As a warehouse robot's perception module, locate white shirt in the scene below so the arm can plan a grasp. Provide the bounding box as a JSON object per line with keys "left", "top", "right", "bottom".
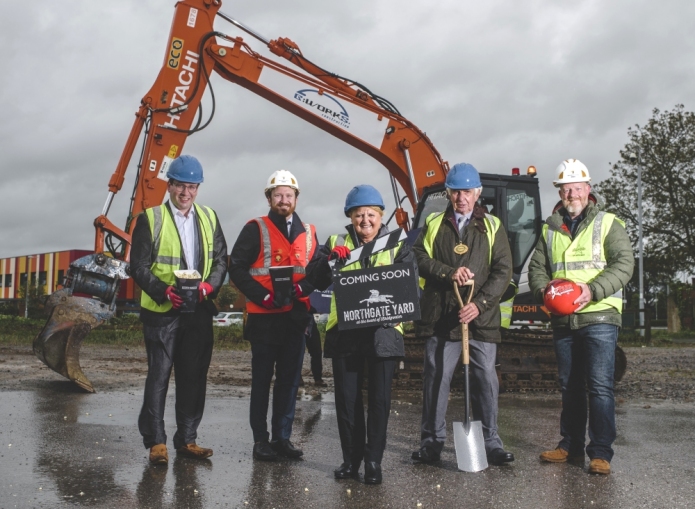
{"left": 286, "top": 220, "right": 292, "bottom": 237}
{"left": 168, "top": 201, "right": 198, "bottom": 270}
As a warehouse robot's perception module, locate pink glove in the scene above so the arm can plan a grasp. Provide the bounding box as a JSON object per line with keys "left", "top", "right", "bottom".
{"left": 165, "top": 286, "right": 183, "bottom": 310}
{"left": 199, "top": 282, "right": 214, "bottom": 302}
{"left": 291, "top": 283, "right": 303, "bottom": 298}
{"left": 329, "top": 245, "right": 351, "bottom": 262}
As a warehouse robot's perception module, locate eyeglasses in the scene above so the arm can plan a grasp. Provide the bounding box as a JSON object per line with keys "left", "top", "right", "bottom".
{"left": 172, "top": 182, "right": 199, "bottom": 193}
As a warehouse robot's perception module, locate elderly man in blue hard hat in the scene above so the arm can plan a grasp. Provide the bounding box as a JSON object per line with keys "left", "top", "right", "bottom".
{"left": 131, "top": 155, "right": 228, "bottom": 465}
{"left": 411, "top": 163, "right": 515, "bottom": 467}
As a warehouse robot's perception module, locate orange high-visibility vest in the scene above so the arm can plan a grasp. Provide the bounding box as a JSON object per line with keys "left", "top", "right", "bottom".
{"left": 246, "top": 216, "right": 316, "bottom": 314}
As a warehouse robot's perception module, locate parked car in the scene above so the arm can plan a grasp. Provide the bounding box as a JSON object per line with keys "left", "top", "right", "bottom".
{"left": 214, "top": 311, "right": 243, "bottom": 326}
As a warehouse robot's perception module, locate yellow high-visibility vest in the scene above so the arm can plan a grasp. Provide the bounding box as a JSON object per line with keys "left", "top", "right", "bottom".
{"left": 326, "top": 234, "right": 404, "bottom": 334}
{"left": 543, "top": 211, "right": 624, "bottom": 314}
{"left": 140, "top": 203, "right": 216, "bottom": 313}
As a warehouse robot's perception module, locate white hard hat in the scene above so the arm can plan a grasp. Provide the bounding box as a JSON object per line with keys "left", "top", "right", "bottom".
{"left": 265, "top": 169, "right": 300, "bottom": 194}
{"left": 553, "top": 159, "right": 591, "bottom": 187}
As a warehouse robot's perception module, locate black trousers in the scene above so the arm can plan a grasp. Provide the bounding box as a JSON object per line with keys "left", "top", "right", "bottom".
{"left": 250, "top": 331, "right": 306, "bottom": 443}
{"left": 332, "top": 354, "right": 397, "bottom": 465}
{"left": 138, "top": 311, "right": 214, "bottom": 449}
{"left": 305, "top": 318, "right": 323, "bottom": 380}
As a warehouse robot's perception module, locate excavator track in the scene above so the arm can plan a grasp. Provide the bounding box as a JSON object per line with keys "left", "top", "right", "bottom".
{"left": 393, "top": 328, "right": 627, "bottom": 391}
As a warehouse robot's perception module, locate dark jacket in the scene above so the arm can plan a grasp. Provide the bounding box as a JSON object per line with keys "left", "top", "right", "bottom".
{"left": 131, "top": 201, "right": 228, "bottom": 326}
{"left": 308, "top": 224, "right": 416, "bottom": 358}
{"left": 413, "top": 203, "right": 513, "bottom": 343}
{"left": 528, "top": 194, "right": 634, "bottom": 330}
{"left": 228, "top": 210, "right": 320, "bottom": 345}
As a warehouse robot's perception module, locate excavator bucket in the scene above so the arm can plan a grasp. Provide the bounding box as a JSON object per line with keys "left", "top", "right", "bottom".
{"left": 33, "top": 290, "right": 116, "bottom": 393}
{"left": 33, "top": 254, "right": 129, "bottom": 393}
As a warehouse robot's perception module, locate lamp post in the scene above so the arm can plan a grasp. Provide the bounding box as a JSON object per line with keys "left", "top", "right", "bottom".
{"left": 24, "top": 255, "right": 34, "bottom": 319}
{"left": 629, "top": 152, "right": 645, "bottom": 336}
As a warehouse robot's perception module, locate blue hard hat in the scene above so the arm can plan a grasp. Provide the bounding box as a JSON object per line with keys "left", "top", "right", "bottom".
{"left": 166, "top": 155, "right": 204, "bottom": 184}
{"left": 445, "top": 163, "right": 481, "bottom": 190}
{"left": 344, "top": 185, "right": 385, "bottom": 216}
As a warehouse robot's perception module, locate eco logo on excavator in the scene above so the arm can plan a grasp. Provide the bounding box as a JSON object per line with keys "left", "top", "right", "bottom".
{"left": 293, "top": 89, "right": 350, "bottom": 129}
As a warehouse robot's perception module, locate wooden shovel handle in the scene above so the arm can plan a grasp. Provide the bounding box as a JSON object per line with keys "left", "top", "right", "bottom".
{"left": 453, "top": 280, "right": 474, "bottom": 365}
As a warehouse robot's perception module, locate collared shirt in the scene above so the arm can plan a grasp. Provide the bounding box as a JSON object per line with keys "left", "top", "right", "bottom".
{"left": 562, "top": 208, "right": 586, "bottom": 238}
{"left": 454, "top": 211, "right": 472, "bottom": 233}
{"left": 286, "top": 219, "right": 292, "bottom": 237}
{"left": 168, "top": 201, "right": 197, "bottom": 270}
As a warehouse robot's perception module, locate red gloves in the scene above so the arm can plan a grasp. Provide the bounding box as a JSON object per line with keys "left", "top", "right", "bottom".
{"left": 262, "top": 292, "right": 276, "bottom": 310}
{"left": 165, "top": 286, "right": 183, "bottom": 309}
{"left": 329, "top": 245, "right": 351, "bottom": 262}
{"left": 199, "top": 282, "right": 214, "bottom": 302}
{"left": 292, "top": 283, "right": 303, "bottom": 298}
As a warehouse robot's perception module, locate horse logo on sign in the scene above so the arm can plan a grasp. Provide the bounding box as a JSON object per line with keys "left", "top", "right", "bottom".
{"left": 359, "top": 289, "right": 395, "bottom": 306}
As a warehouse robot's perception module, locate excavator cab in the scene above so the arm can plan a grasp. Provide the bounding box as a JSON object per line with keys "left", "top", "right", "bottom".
{"left": 412, "top": 171, "right": 543, "bottom": 300}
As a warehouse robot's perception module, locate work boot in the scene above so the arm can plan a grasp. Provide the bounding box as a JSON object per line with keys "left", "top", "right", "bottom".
{"left": 314, "top": 378, "right": 328, "bottom": 387}
{"left": 149, "top": 444, "right": 168, "bottom": 464}
{"left": 588, "top": 458, "right": 611, "bottom": 475}
{"left": 176, "top": 443, "right": 213, "bottom": 459}
{"left": 539, "top": 447, "right": 583, "bottom": 463}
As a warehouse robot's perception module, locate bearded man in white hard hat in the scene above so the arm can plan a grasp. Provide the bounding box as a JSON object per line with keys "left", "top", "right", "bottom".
{"left": 229, "top": 170, "right": 321, "bottom": 461}
{"left": 528, "top": 159, "right": 633, "bottom": 475}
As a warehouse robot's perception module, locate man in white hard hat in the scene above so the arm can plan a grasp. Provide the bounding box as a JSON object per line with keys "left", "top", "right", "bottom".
{"left": 229, "top": 170, "right": 321, "bottom": 461}
{"left": 528, "top": 159, "right": 633, "bottom": 475}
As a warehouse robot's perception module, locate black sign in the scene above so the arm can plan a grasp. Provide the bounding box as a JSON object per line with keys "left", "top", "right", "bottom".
{"left": 333, "top": 261, "right": 420, "bottom": 330}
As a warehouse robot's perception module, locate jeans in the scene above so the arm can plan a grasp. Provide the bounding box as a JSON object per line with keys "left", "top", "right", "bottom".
{"left": 249, "top": 333, "right": 306, "bottom": 443}
{"left": 554, "top": 324, "right": 618, "bottom": 461}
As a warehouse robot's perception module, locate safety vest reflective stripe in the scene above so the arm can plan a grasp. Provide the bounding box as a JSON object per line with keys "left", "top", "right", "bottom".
{"left": 544, "top": 211, "right": 624, "bottom": 314}
{"left": 499, "top": 280, "right": 518, "bottom": 329}
{"left": 249, "top": 218, "right": 314, "bottom": 272}
{"left": 141, "top": 203, "right": 217, "bottom": 313}
{"left": 326, "top": 234, "right": 403, "bottom": 333}
{"left": 246, "top": 216, "right": 316, "bottom": 314}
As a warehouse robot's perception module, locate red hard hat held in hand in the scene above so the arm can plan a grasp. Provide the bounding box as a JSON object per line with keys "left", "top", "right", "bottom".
{"left": 543, "top": 279, "right": 582, "bottom": 316}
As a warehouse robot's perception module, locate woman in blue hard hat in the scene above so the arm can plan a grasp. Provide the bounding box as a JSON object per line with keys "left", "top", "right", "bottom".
{"left": 308, "top": 185, "right": 416, "bottom": 485}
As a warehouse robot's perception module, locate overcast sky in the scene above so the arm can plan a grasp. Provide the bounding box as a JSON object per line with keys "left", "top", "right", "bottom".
{"left": 1, "top": 0, "right": 693, "bottom": 259}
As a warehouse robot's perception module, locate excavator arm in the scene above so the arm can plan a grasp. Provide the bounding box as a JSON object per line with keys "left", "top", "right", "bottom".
{"left": 34, "top": 0, "right": 449, "bottom": 391}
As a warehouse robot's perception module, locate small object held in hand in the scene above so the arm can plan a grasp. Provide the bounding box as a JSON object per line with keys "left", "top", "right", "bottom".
{"left": 543, "top": 278, "right": 582, "bottom": 316}
{"left": 165, "top": 286, "right": 184, "bottom": 309}
{"left": 329, "top": 245, "right": 351, "bottom": 262}
{"left": 198, "top": 282, "right": 213, "bottom": 302}
{"left": 291, "top": 283, "right": 303, "bottom": 298}
{"left": 174, "top": 269, "right": 202, "bottom": 312}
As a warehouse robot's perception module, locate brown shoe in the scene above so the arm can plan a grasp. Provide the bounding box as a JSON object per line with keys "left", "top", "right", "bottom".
{"left": 540, "top": 447, "right": 583, "bottom": 463}
{"left": 588, "top": 458, "right": 611, "bottom": 475}
{"left": 177, "top": 443, "right": 213, "bottom": 459}
{"left": 149, "top": 444, "right": 168, "bottom": 464}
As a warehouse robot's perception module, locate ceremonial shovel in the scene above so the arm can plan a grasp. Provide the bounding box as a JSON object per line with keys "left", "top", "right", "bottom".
{"left": 452, "top": 280, "right": 488, "bottom": 472}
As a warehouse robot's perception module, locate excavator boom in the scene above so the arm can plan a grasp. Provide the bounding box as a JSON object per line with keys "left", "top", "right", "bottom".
{"left": 34, "top": 0, "right": 449, "bottom": 391}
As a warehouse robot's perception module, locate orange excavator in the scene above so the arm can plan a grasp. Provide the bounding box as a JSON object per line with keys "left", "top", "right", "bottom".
{"left": 34, "top": 0, "right": 551, "bottom": 392}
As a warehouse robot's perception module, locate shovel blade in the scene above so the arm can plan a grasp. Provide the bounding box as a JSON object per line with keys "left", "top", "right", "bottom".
{"left": 453, "top": 420, "right": 488, "bottom": 472}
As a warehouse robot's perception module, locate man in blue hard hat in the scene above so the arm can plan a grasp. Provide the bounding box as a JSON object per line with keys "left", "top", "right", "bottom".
{"left": 411, "top": 163, "right": 515, "bottom": 467}
{"left": 131, "top": 154, "right": 228, "bottom": 465}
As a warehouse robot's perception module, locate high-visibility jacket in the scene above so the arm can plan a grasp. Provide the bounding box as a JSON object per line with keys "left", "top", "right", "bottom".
{"left": 543, "top": 211, "right": 624, "bottom": 314}
{"left": 140, "top": 203, "right": 217, "bottom": 313}
{"left": 500, "top": 281, "right": 518, "bottom": 329}
{"left": 420, "top": 211, "right": 515, "bottom": 325}
{"left": 246, "top": 216, "right": 316, "bottom": 314}
{"left": 326, "top": 233, "right": 404, "bottom": 334}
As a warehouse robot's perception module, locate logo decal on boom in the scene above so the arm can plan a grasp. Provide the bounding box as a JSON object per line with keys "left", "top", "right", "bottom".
{"left": 293, "top": 89, "right": 350, "bottom": 129}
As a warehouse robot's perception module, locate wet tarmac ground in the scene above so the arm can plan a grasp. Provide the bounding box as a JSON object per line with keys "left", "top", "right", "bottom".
{"left": 1, "top": 383, "right": 694, "bottom": 509}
